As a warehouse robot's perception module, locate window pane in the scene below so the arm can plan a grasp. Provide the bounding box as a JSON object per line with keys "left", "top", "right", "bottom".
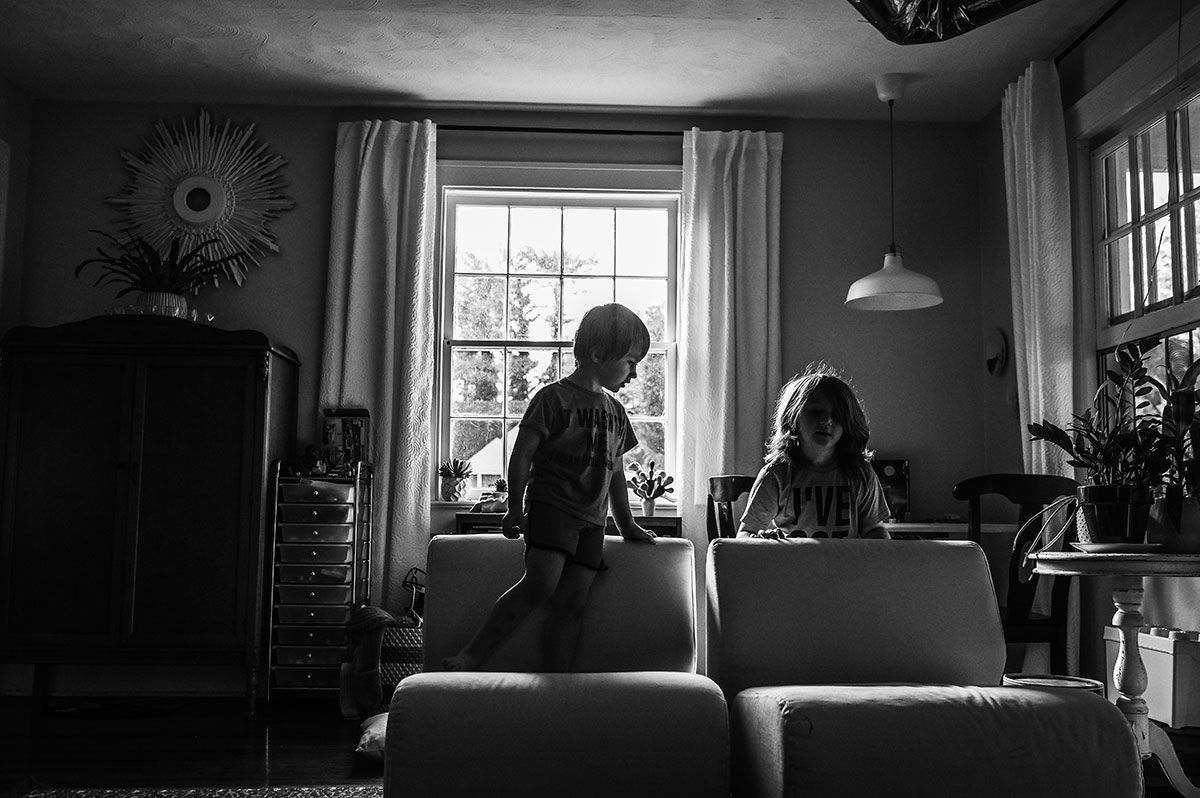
{"left": 1188, "top": 98, "right": 1200, "bottom": 193}
{"left": 1107, "top": 234, "right": 1135, "bottom": 319}
{"left": 1167, "top": 331, "right": 1194, "bottom": 382}
{"left": 456, "top": 206, "right": 508, "bottom": 273}
{"left": 1188, "top": 200, "right": 1200, "bottom": 295}
{"left": 507, "top": 348, "right": 560, "bottom": 417}
{"left": 1104, "top": 144, "right": 1132, "bottom": 233}
{"left": 509, "top": 277, "right": 560, "bottom": 340}
{"left": 510, "top": 206, "right": 561, "bottom": 273}
{"left": 1144, "top": 216, "right": 1173, "bottom": 305}
{"left": 616, "top": 208, "right": 668, "bottom": 276}
{"left": 625, "top": 422, "right": 667, "bottom": 481}
{"left": 615, "top": 278, "right": 667, "bottom": 340}
{"left": 617, "top": 351, "right": 666, "bottom": 416}
{"left": 450, "top": 419, "right": 504, "bottom": 490}
{"left": 1141, "top": 119, "right": 1170, "bottom": 212}
{"left": 453, "top": 276, "right": 506, "bottom": 339}
{"left": 450, "top": 348, "right": 503, "bottom": 416}
{"left": 562, "top": 278, "right": 614, "bottom": 342}
{"left": 563, "top": 207, "right": 615, "bottom": 275}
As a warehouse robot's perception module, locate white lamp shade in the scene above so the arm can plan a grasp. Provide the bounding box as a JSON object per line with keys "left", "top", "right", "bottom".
{"left": 845, "top": 251, "right": 943, "bottom": 311}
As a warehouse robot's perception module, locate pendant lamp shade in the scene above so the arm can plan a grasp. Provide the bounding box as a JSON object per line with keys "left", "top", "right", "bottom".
{"left": 845, "top": 249, "right": 943, "bottom": 310}
{"left": 845, "top": 74, "right": 944, "bottom": 311}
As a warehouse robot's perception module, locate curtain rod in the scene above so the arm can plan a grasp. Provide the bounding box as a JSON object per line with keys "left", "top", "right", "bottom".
{"left": 1054, "top": 0, "right": 1131, "bottom": 64}
{"left": 436, "top": 124, "right": 684, "bottom": 138}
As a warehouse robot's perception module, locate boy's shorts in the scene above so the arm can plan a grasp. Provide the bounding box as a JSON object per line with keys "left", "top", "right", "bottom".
{"left": 524, "top": 501, "right": 606, "bottom": 571}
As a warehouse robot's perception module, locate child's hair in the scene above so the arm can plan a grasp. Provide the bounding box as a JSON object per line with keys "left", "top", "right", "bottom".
{"left": 765, "top": 363, "right": 872, "bottom": 469}
{"left": 573, "top": 303, "right": 651, "bottom": 363}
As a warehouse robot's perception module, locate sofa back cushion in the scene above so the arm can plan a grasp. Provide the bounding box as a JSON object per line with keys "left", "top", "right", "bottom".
{"left": 706, "top": 538, "right": 1005, "bottom": 697}
{"left": 423, "top": 534, "right": 696, "bottom": 672}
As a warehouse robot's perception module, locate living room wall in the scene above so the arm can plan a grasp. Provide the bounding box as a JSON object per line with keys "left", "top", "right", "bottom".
{"left": 18, "top": 101, "right": 991, "bottom": 525}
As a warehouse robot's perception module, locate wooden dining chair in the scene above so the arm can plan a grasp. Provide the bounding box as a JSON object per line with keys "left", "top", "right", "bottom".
{"left": 951, "top": 473, "right": 1080, "bottom": 674}
{"left": 706, "top": 475, "right": 757, "bottom": 541}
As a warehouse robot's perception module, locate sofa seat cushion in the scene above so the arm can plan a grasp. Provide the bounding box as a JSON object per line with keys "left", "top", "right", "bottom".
{"left": 384, "top": 670, "right": 729, "bottom": 798}
{"left": 732, "top": 684, "right": 1142, "bottom": 798}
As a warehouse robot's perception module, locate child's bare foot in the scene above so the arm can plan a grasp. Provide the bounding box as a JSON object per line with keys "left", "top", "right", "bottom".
{"left": 442, "top": 653, "right": 479, "bottom": 671}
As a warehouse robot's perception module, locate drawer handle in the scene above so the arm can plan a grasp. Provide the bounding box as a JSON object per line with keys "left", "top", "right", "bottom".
{"left": 306, "top": 674, "right": 313, "bottom": 680}
{"left": 309, "top": 611, "right": 316, "bottom": 618}
{"left": 308, "top": 570, "right": 316, "bottom": 577}
{"left": 312, "top": 489, "right": 320, "bottom": 497}
{"left": 312, "top": 530, "right": 319, "bottom": 536}
{"left": 311, "top": 550, "right": 318, "bottom": 557}
{"left": 311, "top": 510, "right": 319, "bottom": 517}
{"left": 306, "top": 653, "right": 313, "bottom": 659}
{"left": 307, "top": 632, "right": 314, "bottom": 639}
{"left": 309, "top": 591, "right": 316, "bottom": 598}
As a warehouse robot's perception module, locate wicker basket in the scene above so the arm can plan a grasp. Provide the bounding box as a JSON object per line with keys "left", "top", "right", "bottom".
{"left": 380, "top": 625, "right": 424, "bottom": 694}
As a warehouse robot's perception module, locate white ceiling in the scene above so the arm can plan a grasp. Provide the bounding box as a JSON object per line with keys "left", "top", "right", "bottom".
{"left": 0, "top": 0, "right": 1115, "bottom": 122}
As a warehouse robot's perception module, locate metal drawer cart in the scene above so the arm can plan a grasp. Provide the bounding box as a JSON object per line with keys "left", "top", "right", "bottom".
{"left": 268, "top": 461, "right": 373, "bottom": 697}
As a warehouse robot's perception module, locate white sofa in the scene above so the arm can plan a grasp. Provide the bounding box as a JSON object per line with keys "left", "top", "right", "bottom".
{"left": 706, "top": 537, "right": 1143, "bottom": 798}
{"left": 383, "top": 534, "right": 729, "bottom": 798}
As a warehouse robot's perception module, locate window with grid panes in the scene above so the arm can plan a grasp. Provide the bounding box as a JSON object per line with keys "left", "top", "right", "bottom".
{"left": 1094, "top": 85, "right": 1200, "bottom": 418}
{"left": 439, "top": 189, "right": 677, "bottom": 502}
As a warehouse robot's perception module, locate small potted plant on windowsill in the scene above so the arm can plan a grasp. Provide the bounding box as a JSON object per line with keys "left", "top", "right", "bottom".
{"left": 76, "top": 229, "right": 248, "bottom": 317}
{"left": 627, "top": 460, "right": 674, "bottom": 517}
{"left": 437, "top": 458, "right": 473, "bottom": 502}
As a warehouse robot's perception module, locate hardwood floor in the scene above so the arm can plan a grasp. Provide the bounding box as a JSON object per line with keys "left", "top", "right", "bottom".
{"left": 0, "top": 695, "right": 383, "bottom": 796}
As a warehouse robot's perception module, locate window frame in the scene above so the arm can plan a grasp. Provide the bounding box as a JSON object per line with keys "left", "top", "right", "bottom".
{"left": 1094, "top": 84, "right": 1200, "bottom": 351}
{"left": 433, "top": 162, "right": 682, "bottom": 504}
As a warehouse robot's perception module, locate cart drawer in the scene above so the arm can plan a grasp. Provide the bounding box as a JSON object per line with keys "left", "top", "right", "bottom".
{"left": 277, "top": 604, "right": 352, "bottom": 625}
{"left": 278, "top": 523, "right": 355, "bottom": 544}
{"left": 277, "top": 564, "right": 352, "bottom": 584}
{"left": 279, "top": 482, "right": 356, "bottom": 504}
{"left": 274, "top": 646, "right": 345, "bottom": 666}
{"left": 274, "top": 667, "right": 340, "bottom": 688}
{"left": 275, "top": 625, "right": 348, "bottom": 646}
{"left": 279, "top": 504, "right": 355, "bottom": 524}
{"left": 278, "top": 544, "right": 353, "bottom": 564}
{"left": 277, "top": 584, "right": 352, "bottom": 604}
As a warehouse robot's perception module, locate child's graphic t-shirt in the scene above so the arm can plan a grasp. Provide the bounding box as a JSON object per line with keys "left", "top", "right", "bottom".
{"left": 739, "top": 460, "right": 889, "bottom": 539}
{"left": 521, "top": 379, "right": 638, "bottom": 526}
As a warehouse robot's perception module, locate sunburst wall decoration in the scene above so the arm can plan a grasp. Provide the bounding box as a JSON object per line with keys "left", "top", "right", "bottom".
{"left": 106, "top": 109, "right": 295, "bottom": 286}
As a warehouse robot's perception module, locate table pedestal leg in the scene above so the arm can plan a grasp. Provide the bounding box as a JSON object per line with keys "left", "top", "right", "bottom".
{"left": 1112, "top": 577, "right": 1200, "bottom": 796}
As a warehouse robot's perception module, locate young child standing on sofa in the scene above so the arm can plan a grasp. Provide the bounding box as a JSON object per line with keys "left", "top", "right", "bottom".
{"left": 443, "top": 302, "right": 657, "bottom": 673}
{"left": 738, "top": 363, "right": 891, "bottom": 540}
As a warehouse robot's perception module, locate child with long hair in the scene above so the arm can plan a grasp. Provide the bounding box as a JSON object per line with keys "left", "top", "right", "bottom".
{"left": 738, "top": 363, "right": 891, "bottom": 539}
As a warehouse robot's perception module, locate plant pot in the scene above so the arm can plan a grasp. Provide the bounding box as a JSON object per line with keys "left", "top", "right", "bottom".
{"left": 641, "top": 498, "right": 656, "bottom": 516}
{"left": 135, "top": 291, "right": 189, "bottom": 318}
{"left": 1147, "top": 485, "right": 1200, "bottom": 552}
{"left": 439, "top": 476, "right": 465, "bottom": 502}
{"left": 1075, "top": 484, "right": 1152, "bottom": 545}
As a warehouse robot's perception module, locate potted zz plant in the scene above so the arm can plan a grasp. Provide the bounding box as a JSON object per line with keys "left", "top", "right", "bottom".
{"left": 1027, "top": 341, "right": 1168, "bottom": 548}
{"left": 76, "top": 229, "right": 248, "bottom": 317}
{"left": 627, "top": 460, "right": 674, "bottom": 516}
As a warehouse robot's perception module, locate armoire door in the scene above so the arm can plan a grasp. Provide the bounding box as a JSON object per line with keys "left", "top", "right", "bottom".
{"left": 0, "top": 353, "right": 135, "bottom": 654}
{"left": 122, "top": 355, "right": 260, "bottom": 660}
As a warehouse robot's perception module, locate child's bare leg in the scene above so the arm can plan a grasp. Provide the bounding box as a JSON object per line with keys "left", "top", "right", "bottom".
{"left": 443, "top": 547, "right": 565, "bottom": 671}
{"left": 541, "top": 563, "right": 599, "bottom": 673}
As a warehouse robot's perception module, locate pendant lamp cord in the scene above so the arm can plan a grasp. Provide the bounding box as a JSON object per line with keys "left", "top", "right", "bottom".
{"left": 888, "top": 99, "right": 896, "bottom": 255}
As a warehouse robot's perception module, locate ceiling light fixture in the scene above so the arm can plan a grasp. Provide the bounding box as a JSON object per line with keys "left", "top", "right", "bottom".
{"left": 845, "top": 74, "right": 944, "bottom": 312}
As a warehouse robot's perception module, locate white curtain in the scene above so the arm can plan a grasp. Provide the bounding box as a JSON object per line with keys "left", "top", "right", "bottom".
{"left": 1002, "top": 61, "right": 1074, "bottom": 477}
{"left": 321, "top": 119, "right": 437, "bottom": 611}
{"left": 678, "top": 128, "right": 784, "bottom": 550}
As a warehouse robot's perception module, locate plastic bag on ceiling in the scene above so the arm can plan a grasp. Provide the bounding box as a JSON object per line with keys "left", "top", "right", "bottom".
{"left": 846, "top": 0, "right": 1047, "bottom": 44}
